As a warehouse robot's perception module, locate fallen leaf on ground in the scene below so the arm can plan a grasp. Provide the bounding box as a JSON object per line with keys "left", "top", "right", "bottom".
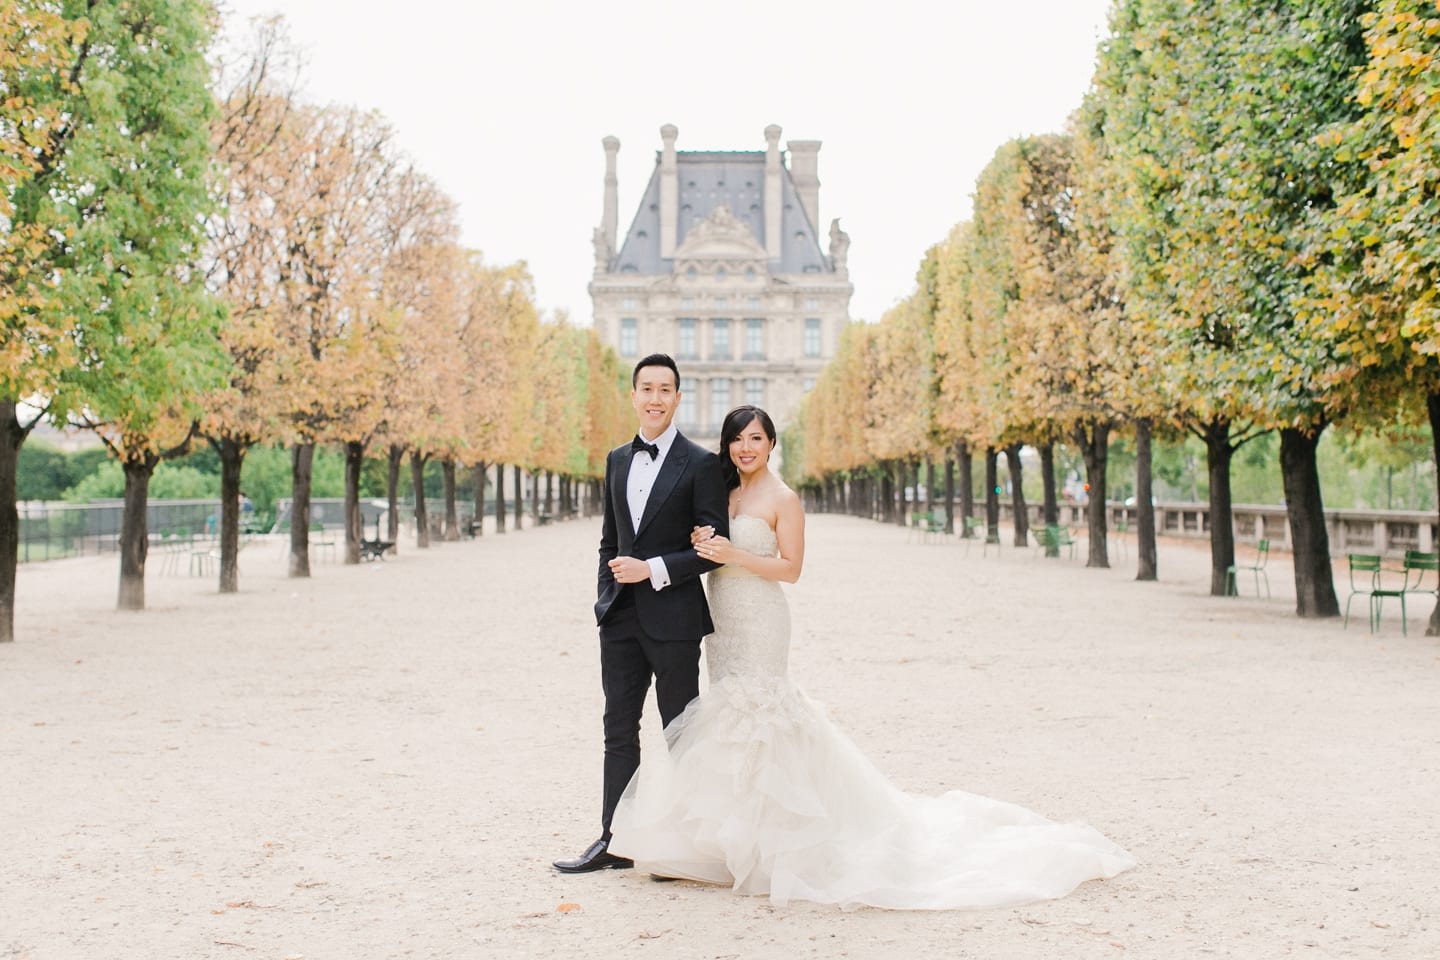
{"left": 557, "top": 902, "right": 581, "bottom": 913}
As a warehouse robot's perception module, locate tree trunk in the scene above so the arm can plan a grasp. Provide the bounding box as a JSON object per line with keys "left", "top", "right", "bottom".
{"left": 412, "top": 452, "right": 430, "bottom": 548}
{"left": 289, "top": 442, "right": 314, "bottom": 578}
{"left": 925, "top": 458, "right": 936, "bottom": 516}
{"left": 1202, "top": 419, "right": 1236, "bottom": 596}
{"left": 943, "top": 453, "right": 955, "bottom": 534}
{"left": 878, "top": 465, "right": 892, "bottom": 523}
{"left": 1075, "top": 421, "right": 1110, "bottom": 569}
{"left": 1429, "top": 392, "right": 1440, "bottom": 635}
{"left": 472, "top": 461, "right": 487, "bottom": 537}
{"left": 1039, "top": 443, "right": 1058, "bottom": 527}
{"left": 514, "top": 464, "right": 525, "bottom": 530}
{"left": 0, "top": 401, "right": 25, "bottom": 643}
{"left": 984, "top": 448, "right": 1000, "bottom": 543}
{"left": 895, "top": 461, "right": 908, "bottom": 527}
{"left": 442, "top": 458, "right": 460, "bottom": 541}
{"left": 545, "top": 470, "right": 555, "bottom": 516}
{"left": 1135, "top": 418, "right": 1158, "bottom": 581}
{"left": 1004, "top": 443, "right": 1028, "bottom": 547}
{"left": 386, "top": 444, "right": 403, "bottom": 547}
{"left": 958, "top": 443, "right": 974, "bottom": 537}
{"left": 495, "top": 462, "right": 506, "bottom": 533}
{"left": 117, "top": 456, "right": 157, "bottom": 610}
{"left": 892, "top": 462, "right": 904, "bottom": 523}
{"left": 531, "top": 467, "right": 541, "bottom": 525}
{"left": 1280, "top": 426, "right": 1340, "bottom": 618}
{"left": 343, "top": 440, "right": 364, "bottom": 565}
{"left": 216, "top": 436, "right": 245, "bottom": 592}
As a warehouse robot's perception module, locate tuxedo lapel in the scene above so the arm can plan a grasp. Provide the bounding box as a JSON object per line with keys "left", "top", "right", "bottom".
{"left": 613, "top": 448, "right": 636, "bottom": 540}
{"left": 635, "top": 440, "right": 690, "bottom": 540}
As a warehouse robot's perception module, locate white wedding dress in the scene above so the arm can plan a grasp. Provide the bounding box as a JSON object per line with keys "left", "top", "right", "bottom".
{"left": 609, "top": 515, "right": 1135, "bottom": 909}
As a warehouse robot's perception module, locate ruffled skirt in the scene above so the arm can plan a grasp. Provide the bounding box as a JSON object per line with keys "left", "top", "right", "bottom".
{"left": 608, "top": 675, "right": 1135, "bottom": 909}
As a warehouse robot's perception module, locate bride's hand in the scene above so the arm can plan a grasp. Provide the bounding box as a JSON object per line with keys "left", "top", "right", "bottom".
{"left": 695, "top": 534, "right": 735, "bottom": 564}
{"left": 690, "top": 524, "right": 716, "bottom": 546}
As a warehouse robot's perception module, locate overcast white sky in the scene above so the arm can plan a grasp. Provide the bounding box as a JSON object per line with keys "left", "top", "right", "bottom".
{"left": 219, "top": 0, "right": 1114, "bottom": 327}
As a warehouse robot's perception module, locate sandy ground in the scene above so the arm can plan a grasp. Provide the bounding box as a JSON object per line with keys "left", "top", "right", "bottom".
{"left": 2, "top": 513, "right": 1437, "bottom": 960}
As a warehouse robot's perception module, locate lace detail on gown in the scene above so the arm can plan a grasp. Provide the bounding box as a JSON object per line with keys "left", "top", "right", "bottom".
{"left": 609, "top": 515, "right": 1135, "bottom": 909}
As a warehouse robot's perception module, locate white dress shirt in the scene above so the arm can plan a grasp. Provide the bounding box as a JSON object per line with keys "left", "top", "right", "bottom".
{"left": 627, "top": 422, "right": 678, "bottom": 591}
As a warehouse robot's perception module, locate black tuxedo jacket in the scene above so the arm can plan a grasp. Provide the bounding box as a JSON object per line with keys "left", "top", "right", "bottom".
{"left": 595, "top": 431, "right": 729, "bottom": 642}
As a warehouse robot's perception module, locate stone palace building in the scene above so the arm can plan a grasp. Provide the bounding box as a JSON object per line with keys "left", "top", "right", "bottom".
{"left": 588, "top": 124, "right": 853, "bottom": 452}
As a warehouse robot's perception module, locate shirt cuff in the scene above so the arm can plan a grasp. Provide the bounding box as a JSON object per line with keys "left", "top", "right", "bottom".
{"left": 647, "top": 556, "right": 671, "bottom": 591}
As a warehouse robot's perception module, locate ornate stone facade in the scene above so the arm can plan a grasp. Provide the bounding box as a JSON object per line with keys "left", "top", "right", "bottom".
{"left": 588, "top": 124, "right": 853, "bottom": 453}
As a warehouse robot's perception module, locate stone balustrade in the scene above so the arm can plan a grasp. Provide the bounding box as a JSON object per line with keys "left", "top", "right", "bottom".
{"left": 985, "top": 501, "right": 1436, "bottom": 558}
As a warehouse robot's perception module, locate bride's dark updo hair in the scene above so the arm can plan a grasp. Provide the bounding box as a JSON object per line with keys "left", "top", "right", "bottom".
{"left": 718, "top": 404, "right": 777, "bottom": 491}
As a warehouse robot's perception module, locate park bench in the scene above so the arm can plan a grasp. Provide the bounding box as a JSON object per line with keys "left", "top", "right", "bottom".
{"left": 1224, "top": 539, "right": 1271, "bottom": 598}
{"left": 1344, "top": 553, "right": 1407, "bottom": 634}
{"left": 359, "top": 537, "right": 395, "bottom": 561}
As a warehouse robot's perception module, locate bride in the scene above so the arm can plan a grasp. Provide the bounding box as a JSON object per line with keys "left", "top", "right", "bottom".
{"left": 608, "top": 405, "right": 1135, "bottom": 909}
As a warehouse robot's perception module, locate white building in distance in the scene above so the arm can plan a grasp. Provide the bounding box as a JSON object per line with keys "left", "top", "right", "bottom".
{"left": 589, "top": 124, "right": 853, "bottom": 452}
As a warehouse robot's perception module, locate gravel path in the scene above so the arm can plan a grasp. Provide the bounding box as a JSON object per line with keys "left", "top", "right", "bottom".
{"left": 3, "top": 513, "right": 1436, "bottom": 959}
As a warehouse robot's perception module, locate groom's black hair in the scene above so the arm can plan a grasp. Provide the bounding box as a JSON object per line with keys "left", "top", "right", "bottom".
{"left": 632, "top": 352, "right": 680, "bottom": 389}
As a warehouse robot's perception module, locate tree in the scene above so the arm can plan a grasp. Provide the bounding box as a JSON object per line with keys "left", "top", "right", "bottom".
{"left": 261, "top": 103, "right": 406, "bottom": 576}
{"left": 203, "top": 15, "right": 304, "bottom": 591}
{"left": 2, "top": 0, "right": 222, "bottom": 624}
{"left": 1312, "top": 0, "right": 1440, "bottom": 631}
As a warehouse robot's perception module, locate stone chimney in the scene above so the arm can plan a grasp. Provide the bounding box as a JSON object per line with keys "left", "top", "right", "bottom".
{"left": 787, "top": 139, "right": 821, "bottom": 229}
{"left": 601, "top": 135, "right": 620, "bottom": 255}
{"left": 764, "top": 124, "right": 782, "bottom": 260}
{"left": 659, "top": 124, "right": 678, "bottom": 258}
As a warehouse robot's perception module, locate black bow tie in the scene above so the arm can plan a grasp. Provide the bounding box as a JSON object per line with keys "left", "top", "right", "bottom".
{"left": 631, "top": 436, "right": 660, "bottom": 459}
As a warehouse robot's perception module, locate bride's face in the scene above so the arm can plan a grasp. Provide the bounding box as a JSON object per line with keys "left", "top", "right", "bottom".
{"left": 728, "top": 417, "right": 773, "bottom": 476}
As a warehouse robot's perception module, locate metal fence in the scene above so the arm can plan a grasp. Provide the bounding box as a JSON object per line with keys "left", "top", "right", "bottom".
{"left": 17, "top": 499, "right": 222, "bottom": 563}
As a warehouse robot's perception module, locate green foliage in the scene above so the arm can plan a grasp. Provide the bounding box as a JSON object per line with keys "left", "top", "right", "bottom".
{"left": 16, "top": 440, "right": 104, "bottom": 501}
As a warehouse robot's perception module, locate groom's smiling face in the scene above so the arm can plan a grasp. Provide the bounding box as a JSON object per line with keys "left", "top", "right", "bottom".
{"left": 632, "top": 364, "right": 680, "bottom": 439}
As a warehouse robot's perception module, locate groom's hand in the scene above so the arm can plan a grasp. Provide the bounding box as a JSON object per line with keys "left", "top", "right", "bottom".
{"left": 609, "top": 556, "right": 648, "bottom": 584}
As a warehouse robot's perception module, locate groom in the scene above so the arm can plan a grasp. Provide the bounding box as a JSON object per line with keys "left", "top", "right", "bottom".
{"left": 553, "top": 353, "right": 730, "bottom": 874}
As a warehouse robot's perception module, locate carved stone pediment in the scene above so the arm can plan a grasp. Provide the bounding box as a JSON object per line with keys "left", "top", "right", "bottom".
{"left": 673, "top": 204, "right": 767, "bottom": 263}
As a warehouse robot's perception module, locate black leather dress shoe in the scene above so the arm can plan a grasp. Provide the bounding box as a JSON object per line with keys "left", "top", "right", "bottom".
{"left": 553, "top": 838, "right": 634, "bottom": 874}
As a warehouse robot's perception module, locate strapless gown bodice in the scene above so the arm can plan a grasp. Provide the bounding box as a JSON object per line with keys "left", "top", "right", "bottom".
{"left": 608, "top": 514, "right": 1134, "bottom": 909}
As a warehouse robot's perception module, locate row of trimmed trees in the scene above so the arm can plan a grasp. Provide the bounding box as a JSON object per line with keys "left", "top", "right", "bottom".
{"left": 0, "top": 9, "right": 629, "bottom": 641}
{"left": 791, "top": 0, "right": 1440, "bottom": 630}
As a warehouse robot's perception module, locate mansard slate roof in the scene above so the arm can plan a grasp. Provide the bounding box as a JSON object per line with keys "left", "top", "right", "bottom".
{"left": 612, "top": 151, "right": 832, "bottom": 275}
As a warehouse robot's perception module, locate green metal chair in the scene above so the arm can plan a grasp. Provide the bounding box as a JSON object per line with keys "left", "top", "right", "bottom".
{"left": 1030, "top": 524, "right": 1076, "bottom": 560}
{"left": 1224, "top": 539, "right": 1271, "bottom": 597}
{"left": 1344, "top": 553, "right": 1406, "bottom": 635}
{"left": 1403, "top": 550, "right": 1439, "bottom": 606}
{"left": 1113, "top": 518, "right": 1129, "bottom": 562}
{"left": 962, "top": 516, "right": 998, "bottom": 556}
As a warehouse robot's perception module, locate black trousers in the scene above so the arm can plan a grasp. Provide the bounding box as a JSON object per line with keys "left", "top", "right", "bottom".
{"left": 598, "top": 591, "right": 700, "bottom": 839}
